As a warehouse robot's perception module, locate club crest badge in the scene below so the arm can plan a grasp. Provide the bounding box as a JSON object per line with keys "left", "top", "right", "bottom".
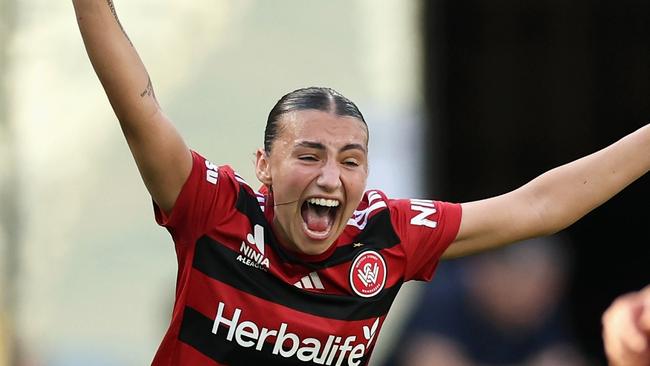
{"left": 349, "top": 250, "right": 387, "bottom": 298}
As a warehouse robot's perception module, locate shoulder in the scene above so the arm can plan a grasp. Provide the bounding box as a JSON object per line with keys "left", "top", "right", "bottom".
{"left": 347, "top": 189, "right": 447, "bottom": 228}
{"left": 347, "top": 189, "right": 390, "bottom": 229}
{"left": 190, "top": 150, "right": 257, "bottom": 190}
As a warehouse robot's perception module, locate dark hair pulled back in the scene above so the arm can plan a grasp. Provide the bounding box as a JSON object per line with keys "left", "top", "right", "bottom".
{"left": 264, "top": 87, "right": 366, "bottom": 153}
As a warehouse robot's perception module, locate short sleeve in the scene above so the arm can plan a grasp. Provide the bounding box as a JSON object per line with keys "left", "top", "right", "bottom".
{"left": 390, "top": 198, "right": 462, "bottom": 281}
{"left": 153, "top": 150, "right": 240, "bottom": 245}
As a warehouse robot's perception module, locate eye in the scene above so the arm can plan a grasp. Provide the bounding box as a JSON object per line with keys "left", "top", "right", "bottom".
{"left": 298, "top": 155, "right": 318, "bottom": 162}
{"left": 343, "top": 159, "right": 360, "bottom": 167}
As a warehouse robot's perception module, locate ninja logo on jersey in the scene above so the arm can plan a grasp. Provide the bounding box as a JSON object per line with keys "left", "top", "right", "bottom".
{"left": 237, "top": 224, "right": 270, "bottom": 271}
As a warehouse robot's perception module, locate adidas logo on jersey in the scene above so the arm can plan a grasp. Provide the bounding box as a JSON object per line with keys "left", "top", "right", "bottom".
{"left": 212, "top": 302, "right": 380, "bottom": 366}
{"left": 294, "top": 272, "right": 324, "bottom": 290}
{"left": 237, "top": 224, "right": 270, "bottom": 271}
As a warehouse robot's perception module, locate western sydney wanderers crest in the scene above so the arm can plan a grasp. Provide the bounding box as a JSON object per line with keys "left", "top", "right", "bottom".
{"left": 349, "top": 250, "right": 387, "bottom": 298}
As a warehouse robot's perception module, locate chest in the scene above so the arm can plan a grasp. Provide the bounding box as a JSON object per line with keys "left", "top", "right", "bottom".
{"left": 177, "top": 213, "right": 403, "bottom": 365}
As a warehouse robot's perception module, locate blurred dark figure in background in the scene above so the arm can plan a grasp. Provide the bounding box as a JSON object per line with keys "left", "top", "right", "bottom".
{"left": 385, "top": 236, "right": 588, "bottom": 366}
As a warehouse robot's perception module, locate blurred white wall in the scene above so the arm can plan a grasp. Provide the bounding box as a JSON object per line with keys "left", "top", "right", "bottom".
{"left": 6, "top": 0, "right": 424, "bottom": 364}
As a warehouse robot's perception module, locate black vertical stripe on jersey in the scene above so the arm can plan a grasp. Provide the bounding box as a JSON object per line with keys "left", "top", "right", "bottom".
{"left": 180, "top": 306, "right": 310, "bottom": 366}
{"left": 193, "top": 235, "right": 403, "bottom": 321}
{"left": 234, "top": 187, "right": 401, "bottom": 269}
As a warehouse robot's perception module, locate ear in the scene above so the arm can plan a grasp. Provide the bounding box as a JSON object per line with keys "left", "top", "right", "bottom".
{"left": 255, "top": 148, "right": 272, "bottom": 186}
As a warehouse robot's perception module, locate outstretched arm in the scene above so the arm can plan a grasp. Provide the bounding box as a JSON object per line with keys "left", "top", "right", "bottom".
{"left": 73, "top": 0, "right": 192, "bottom": 213}
{"left": 444, "top": 123, "right": 650, "bottom": 258}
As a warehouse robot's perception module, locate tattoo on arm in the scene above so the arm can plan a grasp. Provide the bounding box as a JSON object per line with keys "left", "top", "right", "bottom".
{"left": 105, "top": 1, "right": 155, "bottom": 101}
{"left": 107, "top": 0, "right": 133, "bottom": 46}
{"left": 140, "top": 76, "right": 156, "bottom": 99}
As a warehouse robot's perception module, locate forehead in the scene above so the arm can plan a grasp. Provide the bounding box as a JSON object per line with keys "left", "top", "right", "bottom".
{"left": 275, "top": 110, "right": 368, "bottom": 149}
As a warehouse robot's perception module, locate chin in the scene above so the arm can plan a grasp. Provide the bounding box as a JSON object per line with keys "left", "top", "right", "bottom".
{"left": 297, "top": 240, "right": 333, "bottom": 256}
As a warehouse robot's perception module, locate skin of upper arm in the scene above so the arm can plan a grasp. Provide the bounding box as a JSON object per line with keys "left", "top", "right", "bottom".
{"left": 442, "top": 187, "right": 546, "bottom": 259}
{"left": 124, "top": 109, "right": 193, "bottom": 214}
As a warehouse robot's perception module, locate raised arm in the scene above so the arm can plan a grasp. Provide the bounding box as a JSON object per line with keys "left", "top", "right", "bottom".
{"left": 73, "top": 0, "right": 192, "bottom": 213}
{"left": 444, "top": 123, "right": 650, "bottom": 258}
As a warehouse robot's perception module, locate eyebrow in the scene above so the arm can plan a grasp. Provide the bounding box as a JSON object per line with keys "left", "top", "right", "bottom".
{"left": 295, "top": 141, "right": 367, "bottom": 153}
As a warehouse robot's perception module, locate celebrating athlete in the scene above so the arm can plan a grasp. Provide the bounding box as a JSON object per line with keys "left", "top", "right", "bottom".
{"left": 72, "top": 1, "right": 650, "bottom": 365}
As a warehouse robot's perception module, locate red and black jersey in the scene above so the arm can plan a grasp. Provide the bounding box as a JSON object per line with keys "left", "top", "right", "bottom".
{"left": 150, "top": 151, "right": 462, "bottom": 366}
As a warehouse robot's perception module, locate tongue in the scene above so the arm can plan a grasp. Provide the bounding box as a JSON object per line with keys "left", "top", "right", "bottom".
{"left": 303, "top": 206, "right": 332, "bottom": 232}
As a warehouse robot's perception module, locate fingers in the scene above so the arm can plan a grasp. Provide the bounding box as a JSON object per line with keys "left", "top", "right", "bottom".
{"left": 603, "top": 288, "right": 650, "bottom": 366}
{"left": 624, "top": 321, "right": 648, "bottom": 354}
{"left": 638, "top": 286, "right": 650, "bottom": 332}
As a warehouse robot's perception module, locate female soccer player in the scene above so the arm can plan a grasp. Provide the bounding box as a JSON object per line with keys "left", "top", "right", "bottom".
{"left": 73, "top": 1, "right": 650, "bottom": 365}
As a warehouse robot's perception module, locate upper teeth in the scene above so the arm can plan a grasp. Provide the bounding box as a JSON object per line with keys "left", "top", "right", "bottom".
{"left": 308, "top": 198, "right": 340, "bottom": 207}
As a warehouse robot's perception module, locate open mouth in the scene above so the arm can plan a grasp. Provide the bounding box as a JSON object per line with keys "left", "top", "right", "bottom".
{"left": 300, "top": 198, "right": 340, "bottom": 240}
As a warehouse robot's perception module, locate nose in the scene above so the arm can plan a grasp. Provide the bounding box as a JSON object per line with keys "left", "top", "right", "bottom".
{"left": 316, "top": 159, "right": 342, "bottom": 192}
